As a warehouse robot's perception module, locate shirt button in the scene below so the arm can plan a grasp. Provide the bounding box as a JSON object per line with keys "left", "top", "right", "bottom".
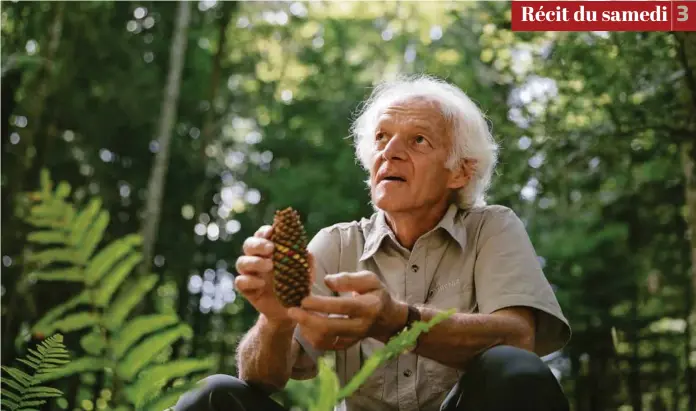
{"left": 403, "top": 369, "right": 412, "bottom": 377}
{"left": 411, "top": 265, "right": 419, "bottom": 272}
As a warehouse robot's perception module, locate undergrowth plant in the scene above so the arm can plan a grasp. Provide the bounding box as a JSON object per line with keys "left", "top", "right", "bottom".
{"left": 18, "top": 171, "right": 215, "bottom": 410}
{"left": 1, "top": 334, "right": 70, "bottom": 411}
{"left": 285, "top": 308, "right": 456, "bottom": 411}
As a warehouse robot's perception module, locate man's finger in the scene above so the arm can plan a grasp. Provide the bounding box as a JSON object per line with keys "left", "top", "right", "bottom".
{"left": 300, "top": 295, "right": 373, "bottom": 318}
{"left": 324, "top": 271, "right": 381, "bottom": 294}
{"left": 243, "top": 236, "right": 275, "bottom": 257}
{"left": 255, "top": 225, "right": 273, "bottom": 239}
{"left": 287, "top": 307, "right": 365, "bottom": 337}
{"left": 235, "top": 255, "right": 273, "bottom": 275}
{"left": 234, "top": 275, "right": 266, "bottom": 293}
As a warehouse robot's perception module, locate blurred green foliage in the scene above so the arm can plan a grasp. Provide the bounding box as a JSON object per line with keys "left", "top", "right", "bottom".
{"left": 1, "top": 1, "right": 695, "bottom": 410}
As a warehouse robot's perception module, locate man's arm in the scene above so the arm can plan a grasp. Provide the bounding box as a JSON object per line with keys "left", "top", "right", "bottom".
{"left": 235, "top": 315, "right": 300, "bottom": 391}
{"left": 376, "top": 303, "right": 536, "bottom": 370}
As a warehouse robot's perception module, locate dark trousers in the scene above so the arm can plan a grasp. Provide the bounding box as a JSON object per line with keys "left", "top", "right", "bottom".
{"left": 174, "top": 345, "right": 569, "bottom": 411}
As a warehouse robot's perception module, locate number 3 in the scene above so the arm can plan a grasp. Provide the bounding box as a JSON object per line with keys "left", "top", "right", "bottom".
{"left": 677, "top": 5, "right": 689, "bottom": 22}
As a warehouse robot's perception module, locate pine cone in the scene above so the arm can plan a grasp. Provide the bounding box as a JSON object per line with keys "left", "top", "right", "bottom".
{"left": 271, "top": 207, "right": 311, "bottom": 308}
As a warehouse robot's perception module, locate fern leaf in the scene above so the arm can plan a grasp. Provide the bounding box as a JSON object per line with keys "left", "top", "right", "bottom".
{"left": 1, "top": 335, "right": 69, "bottom": 411}
{"left": 27, "top": 230, "right": 68, "bottom": 245}
{"left": 17, "top": 399, "right": 46, "bottom": 408}
{"left": 76, "top": 210, "right": 109, "bottom": 264}
{"left": 111, "top": 314, "right": 180, "bottom": 360}
{"left": 126, "top": 357, "right": 215, "bottom": 407}
{"left": 31, "top": 267, "right": 84, "bottom": 282}
{"left": 336, "top": 309, "right": 455, "bottom": 401}
{"left": 2, "top": 366, "right": 32, "bottom": 387}
{"left": 103, "top": 274, "right": 158, "bottom": 330}
{"left": 94, "top": 253, "right": 142, "bottom": 307}
{"left": 55, "top": 181, "right": 71, "bottom": 200}
{"left": 84, "top": 234, "right": 141, "bottom": 286}
{"left": 52, "top": 312, "right": 100, "bottom": 334}
{"left": 2, "top": 376, "right": 25, "bottom": 392}
{"left": 310, "top": 358, "right": 340, "bottom": 411}
{"left": 32, "top": 334, "right": 70, "bottom": 376}
{"left": 1, "top": 398, "right": 18, "bottom": 410}
{"left": 30, "top": 345, "right": 69, "bottom": 369}
{"left": 69, "top": 198, "right": 102, "bottom": 247}
{"left": 22, "top": 387, "right": 63, "bottom": 399}
{"left": 35, "top": 357, "right": 104, "bottom": 383}
{"left": 26, "top": 248, "right": 80, "bottom": 266}
{"left": 32, "top": 292, "right": 89, "bottom": 336}
{"left": 39, "top": 169, "right": 52, "bottom": 199}
{"left": 117, "top": 324, "right": 193, "bottom": 381}
{"left": 2, "top": 389, "right": 22, "bottom": 403}
{"left": 23, "top": 216, "right": 68, "bottom": 230}
{"left": 16, "top": 358, "right": 39, "bottom": 370}
{"left": 28, "top": 204, "right": 66, "bottom": 221}
{"left": 80, "top": 331, "right": 106, "bottom": 356}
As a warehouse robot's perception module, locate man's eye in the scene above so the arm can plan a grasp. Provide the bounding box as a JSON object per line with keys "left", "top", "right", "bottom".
{"left": 415, "top": 135, "right": 426, "bottom": 144}
{"left": 376, "top": 132, "right": 385, "bottom": 140}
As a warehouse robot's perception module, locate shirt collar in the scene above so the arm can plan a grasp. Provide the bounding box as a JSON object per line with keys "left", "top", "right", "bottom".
{"left": 359, "top": 203, "right": 467, "bottom": 261}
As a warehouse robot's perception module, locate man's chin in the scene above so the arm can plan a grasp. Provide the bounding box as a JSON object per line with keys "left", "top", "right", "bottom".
{"left": 372, "top": 196, "right": 412, "bottom": 212}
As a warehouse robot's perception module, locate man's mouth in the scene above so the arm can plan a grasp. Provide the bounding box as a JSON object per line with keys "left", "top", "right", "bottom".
{"left": 383, "top": 176, "right": 406, "bottom": 182}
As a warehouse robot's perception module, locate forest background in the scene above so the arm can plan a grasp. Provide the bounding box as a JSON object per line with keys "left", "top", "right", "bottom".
{"left": 2, "top": 1, "right": 695, "bottom": 411}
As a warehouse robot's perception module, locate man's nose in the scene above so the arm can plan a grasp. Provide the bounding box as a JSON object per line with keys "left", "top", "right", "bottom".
{"left": 381, "top": 135, "right": 407, "bottom": 160}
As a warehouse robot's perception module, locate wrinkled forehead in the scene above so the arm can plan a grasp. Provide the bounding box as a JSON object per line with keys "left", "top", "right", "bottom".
{"left": 375, "top": 96, "right": 451, "bottom": 138}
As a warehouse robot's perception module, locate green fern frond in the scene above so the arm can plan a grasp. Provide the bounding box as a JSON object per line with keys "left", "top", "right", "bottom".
{"left": 84, "top": 234, "right": 141, "bottom": 286}
{"left": 32, "top": 292, "right": 90, "bottom": 337}
{"left": 309, "top": 357, "right": 341, "bottom": 411}
{"left": 102, "top": 275, "right": 158, "bottom": 331}
{"left": 39, "top": 169, "right": 52, "bottom": 197}
{"left": 76, "top": 210, "right": 110, "bottom": 264}
{"left": 54, "top": 181, "right": 71, "bottom": 200}
{"left": 111, "top": 314, "right": 180, "bottom": 360}
{"left": 2, "top": 366, "right": 32, "bottom": 387}
{"left": 69, "top": 198, "right": 103, "bottom": 247}
{"left": 0, "top": 334, "right": 70, "bottom": 411}
{"left": 26, "top": 248, "right": 80, "bottom": 266}
{"left": 336, "top": 308, "right": 455, "bottom": 401}
{"left": 35, "top": 357, "right": 104, "bottom": 384}
{"left": 117, "top": 324, "right": 193, "bottom": 381}
{"left": 22, "top": 174, "right": 211, "bottom": 410}
{"left": 30, "top": 267, "right": 84, "bottom": 282}
{"left": 27, "top": 230, "right": 69, "bottom": 245}
{"left": 80, "top": 331, "right": 107, "bottom": 356}
{"left": 94, "top": 253, "right": 142, "bottom": 307}
{"left": 126, "top": 357, "right": 216, "bottom": 408}
{"left": 52, "top": 312, "right": 100, "bottom": 334}
{"left": 28, "top": 203, "right": 68, "bottom": 222}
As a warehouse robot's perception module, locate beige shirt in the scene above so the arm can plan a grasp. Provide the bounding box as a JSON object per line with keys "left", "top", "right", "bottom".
{"left": 292, "top": 204, "right": 571, "bottom": 411}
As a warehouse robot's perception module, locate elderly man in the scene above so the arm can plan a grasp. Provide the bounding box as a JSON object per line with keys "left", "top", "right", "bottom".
{"left": 175, "top": 75, "right": 571, "bottom": 411}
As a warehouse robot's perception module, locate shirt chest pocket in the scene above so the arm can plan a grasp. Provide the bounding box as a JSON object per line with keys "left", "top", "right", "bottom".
{"left": 425, "top": 277, "right": 477, "bottom": 313}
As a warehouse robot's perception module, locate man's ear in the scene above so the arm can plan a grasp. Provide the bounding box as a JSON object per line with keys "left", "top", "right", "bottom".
{"left": 448, "top": 158, "right": 477, "bottom": 189}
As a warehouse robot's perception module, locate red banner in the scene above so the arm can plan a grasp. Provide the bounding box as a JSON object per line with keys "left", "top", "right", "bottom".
{"left": 511, "top": 1, "right": 696, "bottom": 32}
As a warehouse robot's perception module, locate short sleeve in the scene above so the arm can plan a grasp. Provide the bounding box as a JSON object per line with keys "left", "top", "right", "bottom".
{"left": 291, "top": 227, "right": 342, "bottom": 375}
{"left": 474, "top": 207, "right": 571, "bottom": 356}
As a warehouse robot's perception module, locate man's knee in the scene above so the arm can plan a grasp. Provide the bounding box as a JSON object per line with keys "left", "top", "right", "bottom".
{"left": 173, "top": 375, "right": 249, "bottom": 411}
{"left": 472, "top": 345, "right": 568, "bottom": 410}
{"left": 480, "top": 345, "right": 554, "bottom": 385}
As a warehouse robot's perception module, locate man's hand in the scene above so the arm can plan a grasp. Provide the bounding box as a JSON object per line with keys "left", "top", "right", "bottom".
{"left": 235, "top": 225, "right": 315, "bottom": 327}
{"left": 287, "top": 271, "right": 408, "bottom": 350}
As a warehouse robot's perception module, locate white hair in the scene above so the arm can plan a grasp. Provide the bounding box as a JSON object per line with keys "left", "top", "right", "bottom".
{"left": 350, "top": 74, "right": 499, "bottom": 209}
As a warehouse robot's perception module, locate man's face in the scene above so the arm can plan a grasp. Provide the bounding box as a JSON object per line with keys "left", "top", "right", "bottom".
{"left": 369, "top": 97, "right": 468, "bottom": 213}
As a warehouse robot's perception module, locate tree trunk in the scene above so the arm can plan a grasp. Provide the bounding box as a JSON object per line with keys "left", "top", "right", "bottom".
{"left": 140, "top": 1, "right": 191, "bottom": 274}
